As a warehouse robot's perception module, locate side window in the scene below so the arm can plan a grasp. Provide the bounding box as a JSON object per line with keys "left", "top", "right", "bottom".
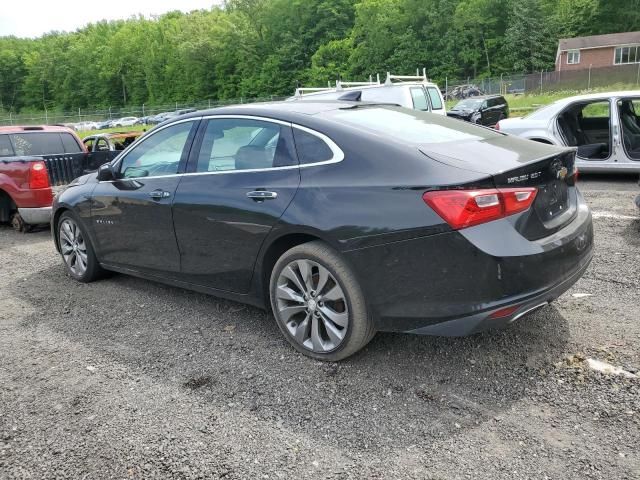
{"left": 61, "top": 133, "right": 82, "bottom": 153}
{"left": 96, "top": 138, "right": 110, "bottom": 152}
{"left": 119, "top": 121, "right": 194, "bottom": 179}
{"left": 410, "top": 88, "right": 429, "bottom": 111}
{"left": 0, "top": 135, "right": 15, "bottom": 157}
{"left": 292, "top": 128, "right": 334, "bottom": 165}
{"left": 580, "top": 101, "right": 609, "bottom": 118}
{"left": 427, "top": 87, "right": 443, "bottom": 110}
{"left": 195, "top": 118, "right": 295, "bottom": 173}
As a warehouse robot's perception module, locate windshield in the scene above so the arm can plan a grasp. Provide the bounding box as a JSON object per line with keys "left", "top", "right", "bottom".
{"left": 453, "top": 98, "right": 483, "bottom": 109}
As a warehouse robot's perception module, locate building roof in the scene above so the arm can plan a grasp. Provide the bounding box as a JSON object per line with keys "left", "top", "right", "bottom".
{"left": 559, "top": 31, "right": 640, "bottom": 51}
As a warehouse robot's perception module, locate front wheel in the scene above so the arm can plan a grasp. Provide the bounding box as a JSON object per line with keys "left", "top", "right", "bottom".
{"left": 269, "top": 241, "right": 376, "bottom": 361}
{"left": 58, "top": 212, "right": 105, "bottom": 283}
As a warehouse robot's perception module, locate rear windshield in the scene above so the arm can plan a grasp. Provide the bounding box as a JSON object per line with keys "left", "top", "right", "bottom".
{"left": 329, "top": 106, "right": 498, "bottom": 144}
{"left": 8, "top": 132, "right": 81, "bottom": 156}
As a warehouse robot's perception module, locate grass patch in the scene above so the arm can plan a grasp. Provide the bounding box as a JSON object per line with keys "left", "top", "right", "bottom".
{"left": 76, "top": 124, "right": 151, "bottom": 138}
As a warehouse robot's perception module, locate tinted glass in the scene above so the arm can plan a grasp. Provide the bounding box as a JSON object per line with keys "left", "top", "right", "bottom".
{"left": 454, "top": 98, "right": 483, "bottom": 109}
{"left": 196, "top": 118, "right": 293, "bottom": 172}
{"left": 330, "top": 107, "right": 494, "bottom": 144}
{"left": 427, "top": 87, "right": 443, "bottom": 110}
{"left": 61, "top": 133, "right": 82, "bottom": 153}
{"left": 410, "top": 88, "right": 429, "bottom": 111}
{"left": 292, "top": 129, "right": 334, "bottom": 164}
{"left": 0, "top": 135, "right": 14, "bottom": 157}
{"left": 9, "top": 133, "right": 65, "bottom": 156}
{"left": 119, "top": 121, "right": 193, "bottom": 178}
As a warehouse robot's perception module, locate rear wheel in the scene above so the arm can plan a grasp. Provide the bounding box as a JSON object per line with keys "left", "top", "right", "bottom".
{"left": 58, "top": 212, "right": 105, "bottom": 282}
{"left": 270, "top": 241, "right": 375, "bottom": 361}
{"left": 11, "top": 213, "right": 29, "bottom": 233}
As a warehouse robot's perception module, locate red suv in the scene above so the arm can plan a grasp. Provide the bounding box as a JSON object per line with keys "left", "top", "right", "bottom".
{"left": 0, "top": 125, "right": 87, "bottom": 231}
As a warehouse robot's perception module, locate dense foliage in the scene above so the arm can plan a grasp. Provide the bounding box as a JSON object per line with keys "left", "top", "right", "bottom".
{"left": 0, "top": 0, "right": 638, "bottom": 112}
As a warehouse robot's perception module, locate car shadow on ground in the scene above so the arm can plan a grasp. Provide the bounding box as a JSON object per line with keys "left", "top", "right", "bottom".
{"left": 10, "top": 263, "right": 571, "bottom": 451}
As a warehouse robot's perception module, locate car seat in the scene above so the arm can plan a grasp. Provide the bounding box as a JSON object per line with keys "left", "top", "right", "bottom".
{"left": 558, "top": 113, "right": 608, "bottom": 159}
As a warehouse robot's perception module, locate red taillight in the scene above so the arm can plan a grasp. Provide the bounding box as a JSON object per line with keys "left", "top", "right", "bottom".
{"left": 28, "top": 161, "right": 50, "bottom": 189}
{"left": 573, "top": 166, "right": 579, "bottom": 184}
{"left": 494, "top": 122, "right": 500, "bottom": 131}
{"left": 423, "top": 187, "right": 538, "bottom": 230}
{"left": 488, "top": 305, "right": 520, "bottom": 319}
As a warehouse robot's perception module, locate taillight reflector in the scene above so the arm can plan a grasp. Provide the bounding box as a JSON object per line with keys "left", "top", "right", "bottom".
{"left": 29, "top": 161, "right": 50, "bottom": 189}
{"left": 488, "top": 305, "right": 520, "bottom": 319}
{"left": 494, "top": 122, "right": 500, "bottom": 131}
{"left": 423, "top": 187, "right": 538, "bottom": 230}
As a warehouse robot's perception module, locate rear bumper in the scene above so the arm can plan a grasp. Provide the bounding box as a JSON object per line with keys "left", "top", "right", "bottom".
{"left": 407, "top": 250, "right": 592, "bottom": 336}
{"left": 18, "top": 206, "right": 52, "bottom": 225}
{"left": 344, "top": 194, "right": 594, "bottom": 336}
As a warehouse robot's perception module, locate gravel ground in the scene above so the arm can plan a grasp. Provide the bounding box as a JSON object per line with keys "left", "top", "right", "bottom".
{"left": 1, "top": 175, "right": 639, "bottom": 479}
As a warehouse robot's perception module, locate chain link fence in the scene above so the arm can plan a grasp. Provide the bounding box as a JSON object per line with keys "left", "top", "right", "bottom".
{"left": 443, "top": 63, "right": 640, "bottom": 100}
{"left": 0, "top": 96, "right": 286, "bottom": 127}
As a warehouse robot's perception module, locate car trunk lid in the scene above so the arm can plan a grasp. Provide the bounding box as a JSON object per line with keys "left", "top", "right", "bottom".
{"left": 419, "top": 135, "right": 578, "bottom": 240}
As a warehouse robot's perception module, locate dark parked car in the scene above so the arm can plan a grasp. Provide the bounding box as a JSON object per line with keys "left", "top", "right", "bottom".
{"left": 447, "top": 95, "right": 509, "bottom": 127}
{"left": 52, "top": 101, "right": 593, "bottom": 361}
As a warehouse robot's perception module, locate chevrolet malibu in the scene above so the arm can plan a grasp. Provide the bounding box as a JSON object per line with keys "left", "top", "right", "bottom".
{"left": 52, "top": 101, "right": 594, "bottom": 361}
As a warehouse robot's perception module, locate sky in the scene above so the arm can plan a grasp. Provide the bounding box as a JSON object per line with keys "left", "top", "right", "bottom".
{"left": 0, "top": 0, "right": 223, "bottom": 38}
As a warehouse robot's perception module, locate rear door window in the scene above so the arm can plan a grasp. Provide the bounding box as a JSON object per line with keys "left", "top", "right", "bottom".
{"left": 195, "top": 118, "right": 295, "bottom": 172}
{"left": 61, "top": 133, "right": 82, "bottom": 153}
{"left": 410, "top": 88, "right": 430, "bottom": 111}
{"left": 0, "top": 135, "right": 14, "bottom": 157}
{"left": 9, "top": 133, "right": 65, "bottom": 156}
{"left": 427, "top": 87, "right": 443, "bottom": 111}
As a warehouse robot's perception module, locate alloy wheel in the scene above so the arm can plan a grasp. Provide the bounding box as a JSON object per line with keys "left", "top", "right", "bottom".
{"left": 275, "top": 259, "right": 349, "bottom": 353}
{"left": 59, "top": 218, "right": 88, "bottom": 276}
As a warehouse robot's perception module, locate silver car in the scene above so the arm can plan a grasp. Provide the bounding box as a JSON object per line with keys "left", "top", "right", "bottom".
{"left": 496, "top": 91, "right": 640, "bottom": 173}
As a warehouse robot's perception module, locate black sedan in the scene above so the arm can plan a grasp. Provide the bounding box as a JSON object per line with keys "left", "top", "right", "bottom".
{"left": 447, "top": 95, "right": 509, "bottom": 127}
{"left": 52, "top": 101, "right": 593, "bottom": 361}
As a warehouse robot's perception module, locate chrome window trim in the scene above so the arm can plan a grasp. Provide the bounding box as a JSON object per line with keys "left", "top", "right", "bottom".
{"left": 110, "top": 117, "right": 202, "bottom": 173}
{"left": 99, "top": 114, "right": 344, "bottom": 183}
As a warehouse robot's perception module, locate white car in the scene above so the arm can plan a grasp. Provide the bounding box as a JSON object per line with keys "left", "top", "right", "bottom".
{"left": 291, "top": 72, "right": 447, "bottom": 116}
{"left": 497, "top": 91, "right": 640, "bottom": 173}
{"left": 113, "top": 117, "right": 140, "bottom": 127}
{"left": 74, "top": 121, "right": 99, "bottom": 131}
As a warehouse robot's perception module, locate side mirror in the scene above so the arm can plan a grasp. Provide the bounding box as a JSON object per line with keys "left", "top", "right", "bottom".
{"left": 97, "top": 163, "right": 115, "bottom": 181}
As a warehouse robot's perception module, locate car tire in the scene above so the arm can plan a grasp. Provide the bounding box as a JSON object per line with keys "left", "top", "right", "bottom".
{"left": 58, "top": 211, "right": 105, "bottom": 283}
{"left": 269, "top": 241, "right": 376, "bottom": 361}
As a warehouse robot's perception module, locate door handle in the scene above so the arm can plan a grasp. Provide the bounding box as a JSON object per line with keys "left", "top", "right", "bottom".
{"left": 149, "top": 189, "right": 171, "bottom": 200}
{"left": 247, "top": 190, "right": 278, "bottom": 201}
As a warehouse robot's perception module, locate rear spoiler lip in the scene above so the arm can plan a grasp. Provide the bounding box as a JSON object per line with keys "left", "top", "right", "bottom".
{"left": 419, "top": 145, "right": 576, "bottom": 176}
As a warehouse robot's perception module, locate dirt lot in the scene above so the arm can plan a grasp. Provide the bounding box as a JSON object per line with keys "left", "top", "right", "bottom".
{"left": 1, "top": 176, "right": 639, "bottom": 479}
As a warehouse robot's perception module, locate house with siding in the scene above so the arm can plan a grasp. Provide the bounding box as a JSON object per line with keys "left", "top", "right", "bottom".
{"left": 555, "top": 31, "right": 640, "bottom": 71}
